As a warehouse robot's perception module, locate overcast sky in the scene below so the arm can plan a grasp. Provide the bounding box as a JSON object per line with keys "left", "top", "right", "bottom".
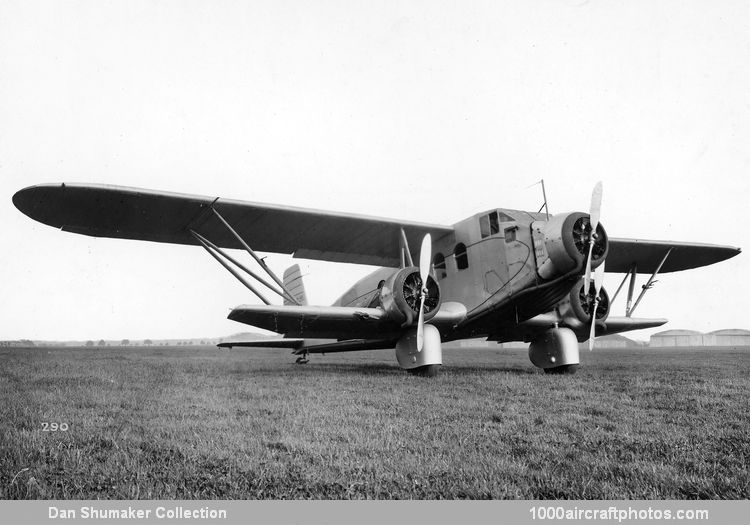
{"left": 1, "top": 0, "right": 748, "bottom": 342}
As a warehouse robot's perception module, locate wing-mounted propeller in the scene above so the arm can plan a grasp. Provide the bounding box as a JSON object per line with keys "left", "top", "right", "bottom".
{"left": 379, "top": 235, "right": 441, "bottom": 328}
{"left": 386, "top": 233, "right": 443, "bottom": 375}
{"left": 416, "top": 233, "right": 431, "bottom": 351}
{"left": 588, "top": 262, "right": 606, "bottom": 351}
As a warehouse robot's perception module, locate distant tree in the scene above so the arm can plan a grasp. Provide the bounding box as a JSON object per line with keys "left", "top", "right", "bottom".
{"left": 144, "top": 339, "right": 153, "bottom": 346}
{"left": 98, "top": 339, "right": 107, "bottom": 346}
{"left": 85, "top": 340, "right": 94, "bottom": 347}
{"left": 121, "top": 339, "right": 130, "bottom": 346}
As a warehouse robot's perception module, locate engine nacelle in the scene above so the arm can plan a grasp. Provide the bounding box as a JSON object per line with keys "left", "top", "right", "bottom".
{"left": 380, "top": 266, "right": 441, "bottom": 326}
{"left": 558, "top": 278, "right": 611, "bottom": 330}
{"left": 533, "top": 212, "right": 608, "bottom": 280}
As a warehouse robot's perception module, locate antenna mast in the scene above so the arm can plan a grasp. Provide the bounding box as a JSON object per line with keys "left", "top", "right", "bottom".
{"left": 538, "top": 179, "right": 550, "bottom": 220}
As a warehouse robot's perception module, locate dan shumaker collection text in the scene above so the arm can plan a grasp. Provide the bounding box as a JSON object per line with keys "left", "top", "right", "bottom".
{"left": 49, "top": 505, "right": 227, "bottom": 520}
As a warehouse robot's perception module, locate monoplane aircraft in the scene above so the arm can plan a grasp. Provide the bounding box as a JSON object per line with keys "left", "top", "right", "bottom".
{"left": 13, "top": 182, "right": 740, "bottom": 375}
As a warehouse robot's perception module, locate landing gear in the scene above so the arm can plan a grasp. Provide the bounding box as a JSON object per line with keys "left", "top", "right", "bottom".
{"left": 406, "top": 364, "right": 440, "bottom": 377}
{"left": 528, "top": 327, "right": 580, "bottom": 374}
{"left": 295, "top": 352, "right": 309, "bottom": 365}
{"left": 395, "top": 324, "right": 442, "bottom": 377}
{"left": 544, "top": 364, "right": 579, "bottom": 375}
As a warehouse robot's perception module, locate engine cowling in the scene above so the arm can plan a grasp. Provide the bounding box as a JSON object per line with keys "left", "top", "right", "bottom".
{"left": 533, "top": 212, "right": 609, "bottom": 280}
{"left": 380, "top": 266, "right": 441, "bottom": 326}
{"left": 558, "top": 278, "right": 610, "bottom": 329}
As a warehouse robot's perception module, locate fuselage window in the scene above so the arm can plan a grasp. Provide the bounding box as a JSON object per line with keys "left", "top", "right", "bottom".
{"left": 433, "top": 253, "right": 447, "bottom": 279}
{"left": 504, "top": 226, "right": 517, "bottom": 243}
{"left": 455, "top": 243, "right": 468, "bottom": 270}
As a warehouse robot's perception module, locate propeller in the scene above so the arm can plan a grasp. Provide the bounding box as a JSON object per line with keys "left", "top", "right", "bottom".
{"left": 583, "top": 181, "right": 603, "bottom": 296}
{"left": 416, "top": 233, "right": 432, "bottom": 352}
{"left": 588, "top": 262, "right": 605, "bottom": 351}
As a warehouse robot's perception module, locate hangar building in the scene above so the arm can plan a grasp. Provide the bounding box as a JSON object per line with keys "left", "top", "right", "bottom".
{"left": 704, "top": 329, "right": 750, "bottom": 346}
{"left": 649, "top": 330, "right": 704, "bottom": 347}
{"left": 649, "top": 329, "right": 750, "bottom": 347}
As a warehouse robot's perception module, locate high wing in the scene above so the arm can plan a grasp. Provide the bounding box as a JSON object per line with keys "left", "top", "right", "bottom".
{"left": 606, "top": 238, "right": 740, "bottom": 274}
{"left": 12, "top": 183, "right": 453, "bottom": 267}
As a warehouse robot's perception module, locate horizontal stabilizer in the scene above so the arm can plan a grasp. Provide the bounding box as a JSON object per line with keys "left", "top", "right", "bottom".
{"left": 298, "top": 339, "right": 397, "bottom": 354}
{"left": 606, "top": 238, "right": 740, "bottom": 274}
{"left": 217, "top": 338, "right": 306, "bottom": 349}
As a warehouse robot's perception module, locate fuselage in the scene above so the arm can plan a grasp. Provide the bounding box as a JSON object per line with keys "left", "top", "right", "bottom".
{"left": 332, "top": 208, "right": 552, "bottom": 321}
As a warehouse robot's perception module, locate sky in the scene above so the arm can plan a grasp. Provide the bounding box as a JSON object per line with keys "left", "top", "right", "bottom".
{"left": 1, "top": 0, "right": 748, "bottom": 342}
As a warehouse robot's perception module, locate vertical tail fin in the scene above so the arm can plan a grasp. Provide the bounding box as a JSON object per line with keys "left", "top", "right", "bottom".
{"left": 283, "top": 264, "right": 308, "bottom": 306}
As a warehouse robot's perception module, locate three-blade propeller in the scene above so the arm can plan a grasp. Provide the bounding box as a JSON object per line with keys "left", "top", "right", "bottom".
{"left": 416, "top": 233, "right": 432, "bottom": 352}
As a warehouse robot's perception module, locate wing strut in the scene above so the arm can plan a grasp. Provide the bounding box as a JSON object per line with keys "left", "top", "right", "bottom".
{"left": 609, "top": 262, "right": 638, "bottom": 316}
{"left": 609, "top": 265, "right": 632, "bottom": 305}
{"left": 209, "top": 207, "right": 301, "bottom": 305}
{"left": 628, "top": 248, "right": 673, "bottom": 317}
{"left": 190, "top": 230, "right": 271, "bottom": 305}
{"left": 399, "top": 228, "right": 414, "bottom": 268}
{"left": 190, "top": 230, "right": 291, "bottom": 303}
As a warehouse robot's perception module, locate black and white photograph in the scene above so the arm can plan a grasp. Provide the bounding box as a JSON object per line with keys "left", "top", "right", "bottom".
{"left": 1, "top": 0, "right": 749, "bottom": 522}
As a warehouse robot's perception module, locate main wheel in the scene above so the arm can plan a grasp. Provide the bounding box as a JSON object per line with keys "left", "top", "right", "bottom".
{"left": 407, "top": 364, "right": 440, "bottom": 377}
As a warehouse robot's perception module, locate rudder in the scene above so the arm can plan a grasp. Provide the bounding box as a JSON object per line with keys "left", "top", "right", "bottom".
{"left": 283, "top": 264, "right": 308, "bottom": 306}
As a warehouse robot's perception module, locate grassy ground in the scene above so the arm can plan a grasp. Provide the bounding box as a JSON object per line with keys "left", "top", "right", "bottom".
{"left": 1, "top": 344, "right": 748, "bottom": 499}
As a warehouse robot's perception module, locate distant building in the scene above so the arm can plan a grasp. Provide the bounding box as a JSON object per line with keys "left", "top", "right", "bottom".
{"left": 705, "top": 329, "right": 750, "bottom": 347}
{"left": 588, "top": 334, "right": 642, "bottom": 349}
{"left": 650, "top": 329, "right": 750, "bottom": 347}
{"left": 649, "top": 329, "right": 704, "bottom": 347}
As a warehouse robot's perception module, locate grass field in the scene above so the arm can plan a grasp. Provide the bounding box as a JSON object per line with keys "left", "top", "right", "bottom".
{"left": 1, "top": 344, "right": 748, "bottom": 499}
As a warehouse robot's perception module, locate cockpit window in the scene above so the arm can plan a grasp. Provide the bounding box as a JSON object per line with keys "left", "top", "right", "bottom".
{"left": 490, "top": 212, "right": 499, "bottom": 235}
{"left": 480, "top": 211, "right": 500, "bottom": 238}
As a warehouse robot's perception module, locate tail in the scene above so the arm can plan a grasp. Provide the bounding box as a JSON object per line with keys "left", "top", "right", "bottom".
{"left": 283, "top": 264, "right": 308, "bottom": 306}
